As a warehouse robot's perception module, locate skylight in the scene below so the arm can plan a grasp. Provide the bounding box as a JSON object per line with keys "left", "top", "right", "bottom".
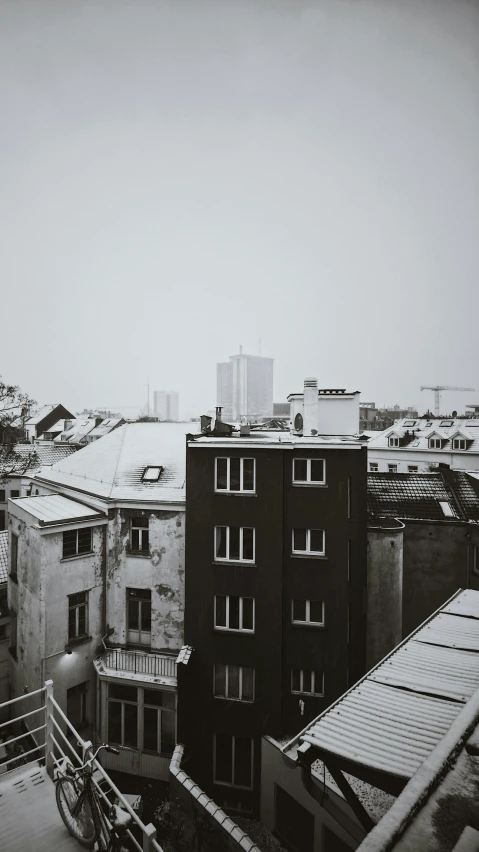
{"left": 440, "top": 420, "right": 453, "bottom": 427}
{"left": 142, "top": 466, "right": 164, "bottom": 482}
{"left": 403, "top": 420, "right": 417, "bottom": 426}
{"left": 439, "top": 501, "right": 454, "bottom": 517}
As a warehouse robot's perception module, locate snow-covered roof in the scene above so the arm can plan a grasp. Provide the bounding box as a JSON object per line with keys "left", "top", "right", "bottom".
{"left": 367, "top": 418, "right": 479, "bottom": 453}
{"left": 87, "top": 418, "right": 123, "bottom": 438}
{"left": 0, "top": 443, "right": 78, "bottom": 476}
{"left": 367, "top": 471, "right": 479, "bottom": 522}
{"left": 286, "top": 590, "right": 479, "bottom": 790}
{"left": 36, "top": 422, "right": 192, "bottom": 503}
{"left": 54, "top": 419, "right": 97, "bottom": 443}
{"left": 25, "top": 405, "right": 57, "bottom": 425}
{"left": 0, "top": 531, "right": 8, "bottom": 584}
{"left": 9, "top": 494, "right": 105, "bottom": 526}
{"left": 190, "top": 432, "right": 363, "bottom": 448}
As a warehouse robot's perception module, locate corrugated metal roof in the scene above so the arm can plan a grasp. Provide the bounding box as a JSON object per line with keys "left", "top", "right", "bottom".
{"left": 294, "top": 590, "right": 479, "bottom": 783}
{"left": 9, "top": 494, "right": 104, "bottom": 525}
{"left": 0, "top": 531, "right": 8, "bottom": 584}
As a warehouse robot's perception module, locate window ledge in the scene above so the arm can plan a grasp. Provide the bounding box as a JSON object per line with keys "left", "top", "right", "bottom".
{"left": 291, "top": 692, "right": 324, "bottom": 698}
{"left": 213, "top": 628, "right": 255, "bottom": 636}
{"left": 213, "top": 561, "right": 257, "bottom": 568}
{"left": 61, "top": 552, "right": 94, "bottom": 563}
{"left": 291, "top": 622, "right": 326, "bottom": 630}
{"left": 66, "top": 635, "right": 92, "bottom": 650}
{"left": 214, "top": 491, "right": 257, "bottom": 497}
{"left": 292, "top": 483, "right": 328, "bottom": 488}
{"left": 126, "top": 551, "right": 151, "bottom": 559}
{"left": 214, "top": 696, "right": 254, "bottom": 704}
{"left": 291, "top": 553, "right": 327, "bottom": 560}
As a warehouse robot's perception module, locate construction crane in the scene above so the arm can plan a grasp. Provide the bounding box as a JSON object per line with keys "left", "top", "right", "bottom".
{"left": 420, "top": 386, "right": 475, "bottom": 417}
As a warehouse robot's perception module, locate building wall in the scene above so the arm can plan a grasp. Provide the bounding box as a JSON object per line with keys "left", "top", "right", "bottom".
{"left": 367, "top": 448, "right": 479, "bottom": 473}
{"left": 0, "top": 581, "right": 9, "bottom": 715}
{"left": 401, "top": 521, "right": 469, "bottom": 636}
{"left": 366, "top": 522, "right": 403, "bottom": 668}
{"left": 106, "top": 508, "right": 185, "bottom": 651}
{"left": 260, "top": 737, "right": 364, "bottom": 851}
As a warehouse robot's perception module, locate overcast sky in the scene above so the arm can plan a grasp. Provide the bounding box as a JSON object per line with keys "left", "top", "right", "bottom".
{"left": 1, "top": 0, "right": 478, "bottom": 419}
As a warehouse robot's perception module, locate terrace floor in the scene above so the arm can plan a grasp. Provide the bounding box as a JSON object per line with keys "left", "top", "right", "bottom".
{"left": 0, "top": 762, "right": 79, "bottom": 852}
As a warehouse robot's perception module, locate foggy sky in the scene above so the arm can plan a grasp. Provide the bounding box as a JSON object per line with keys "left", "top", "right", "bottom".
{"left": 1, "top": 0, "right": 478, "bottom": 419}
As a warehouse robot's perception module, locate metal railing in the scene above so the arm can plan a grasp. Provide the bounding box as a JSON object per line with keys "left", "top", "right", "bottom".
{"left": 0, "top": 685, "right": 47, "bottom": 770}
{"left": 102, "top": 648, "right": 177, "bottom": 678}
{"left": 0, "top": 680, "right": 163, "bottom": 852}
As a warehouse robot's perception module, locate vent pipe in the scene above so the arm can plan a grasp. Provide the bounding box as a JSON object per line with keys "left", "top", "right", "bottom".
{"left": 303, "top": 378, "right": 318, "bottom": 436}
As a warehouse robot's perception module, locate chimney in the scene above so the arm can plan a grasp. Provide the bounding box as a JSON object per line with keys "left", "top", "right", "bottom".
{"left": 216, "top": 406, "right": 222, "bottom": 422}
{"left": 303, "top": 378, "right": 318, "bottom": 436}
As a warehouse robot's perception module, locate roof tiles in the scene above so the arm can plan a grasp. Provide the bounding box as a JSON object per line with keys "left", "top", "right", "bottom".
{"left": 367, "top": 471, "right": 479, "bottom": 522}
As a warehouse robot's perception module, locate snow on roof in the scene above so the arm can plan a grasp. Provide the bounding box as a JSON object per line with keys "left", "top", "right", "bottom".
{"left": 87, "top": 418, "right": 123, "bottom": 438}
{"left": 37, "top": 422, "right": 192, "bottom": 503}
{"left": 0, "top": 531, "right": 8, "bottom": 584}
{"left": 0, "top": 443, "right": 78, "bottom": 475}
{"left": 287, "top": 590, "right": 479, "bottom": 786}
{"left": 367, "top": 471, "right": 479, "bottom": 523}
{"left": 190, "top": 432, "right": 362, "bottom": 448}
{"left": 367, "top": 418, "right": 479, "bottom": 453}
{"left": 9, "top": 494, "right": 105, "bottom": 526}
{"left": 25, "top": 404, "right": 57, "bottom": 425}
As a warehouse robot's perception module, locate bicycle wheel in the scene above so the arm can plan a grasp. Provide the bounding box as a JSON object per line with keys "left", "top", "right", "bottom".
{"left": 56, "top": 777, "right": 96, "bottom": 848}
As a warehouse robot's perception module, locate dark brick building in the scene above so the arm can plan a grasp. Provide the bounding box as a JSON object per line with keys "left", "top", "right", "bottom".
{"left": 179, "top": 429, "right": 367, "bottom": 815}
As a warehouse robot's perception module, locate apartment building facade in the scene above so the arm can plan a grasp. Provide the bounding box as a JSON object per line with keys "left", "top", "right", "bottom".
{"left": 180, "top": 420, "right": 367, "bottom": 814}
{"left": 6, "top": 422, "right": 189, "bottom": 780}
{"left": 217, "top": 350, "right": 274, "bottom": 422}
{"left": 367, "top": 417, "right": 479, "bottom": 472}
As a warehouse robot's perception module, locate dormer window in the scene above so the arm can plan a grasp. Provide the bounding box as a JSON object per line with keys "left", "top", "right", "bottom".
{"left": 428, "top": 435, "right": 444, "bottom": 449}
{"left": 453, "top": 438, "right": 467, "bottom": 451}
{"left": 389, "top": 436, "right": 400, "bottom": 447}
{"left": 142, "top": 466, "right": 163, "bottom": 482}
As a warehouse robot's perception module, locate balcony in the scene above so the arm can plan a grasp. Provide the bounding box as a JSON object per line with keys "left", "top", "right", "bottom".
{"left": 0, "top": 682, "right": 164, "bottom": 852}
{"left": 94, "top": 647, "right": 177, "bottom": 685}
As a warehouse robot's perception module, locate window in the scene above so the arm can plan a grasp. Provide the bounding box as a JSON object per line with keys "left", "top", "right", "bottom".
{"left": 403, "top": 420, "right": 417, "bottom": 427}
{"left": 388, "top": 464, "right": 398, "bottom": 473}
{"left": 10, "top": 533, "right": 18, "bottom": 582}
{"left": 291, "top": 670, "right": 324, "bottom": 696}
{"left": 275, "top": 785, "right": 314, "bottom": 852}
{"left": 214, "top": 596, "right": 254, "bottom": 632}
{"left": 127, "top": 588, "right": 151, "bottom": 646}
{"left": 214, "top": 664, "right": 254, "bottom": 701}
{"left": 9, "top": 608, "right": 17, "bottom": 659}
{"left": 440, "top": 420, "right": 453, "bottom": 427}
{"left": 324, "top": 827, "right": 351, "bottom": 852}
{"left": 143, "top": 689, "right": 176, "bottom": 756}
{"left": 67, "top": 682, "right": 89, "bottom": 730}
{"left": 429, "top": 438, "right": 442, "bottom": 449}
{"left": 10, "top": 490, "right": 20, "bottom": 499}
{"left": 130, "top": 517, "right": 149, "bottom": 553}
{"left": 292, "top": 458, "right": 325, "bottom": 485}
{"left": 292, "top": 599, "right": 325, "bottom": 626}
{"left": 292, "top": 529, "right": 325, "bottom": 556}
{"left": 388, "top": 437, "right": 400, "bottom": 447}
{"left": 68, "top": 592, "right": 88, "bottom": 641}
{"left": 215, "top": 527, "right": 255, "bottom": 562}
{"left": 439, "top": 501, "right": 454, "bottom": 518}
{"left": 0, "top": 591, "right": 7, "bottom": 618}
{"left": 108, "top": 684, "right": 138, "bottom": 749}
{"left": 369, "top": 463, "right": 378, "bottom": 472}
{"left": 0, "top": 490, "right": 5, "bottom": 502}
{"left": 63, "top": 527, "right": 92, "bottom": 559}
{"left": 407, "top": 466, "right": 418, "bottom": 473}
{"left": 215, "top": 458, "right": 255, "bottom": 492}
{"left": 107, "top": 685, "right": 175, "bottom": 754}
{"left": 214, "top": 734, "right": 254, "bottom": 789}
{"left": 142, "top": 466, "right": 163, "bottom": 482}
{"left": 453, "top": 438, "right": 467, "bottom": 450}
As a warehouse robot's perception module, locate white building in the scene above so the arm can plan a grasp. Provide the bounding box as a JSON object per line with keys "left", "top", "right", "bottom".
{"left": 288, "top": 378, "right": 360, "bottom": 436}
{"left": 154, "top": 391, "right": 179, "bottom": 421}
{"left": 7, "top": 422, "right": 191, "bottom": 780}
{"left": 366, "top": 417, "right": 479, "bottom": 473}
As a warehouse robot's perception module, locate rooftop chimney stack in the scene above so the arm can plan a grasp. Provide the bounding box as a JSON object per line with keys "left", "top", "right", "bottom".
{"left": 303, "top": 378, "right": 319, "bottom": 436}
{"left": 215, "top": 406, "right": 222, "bottom": 423}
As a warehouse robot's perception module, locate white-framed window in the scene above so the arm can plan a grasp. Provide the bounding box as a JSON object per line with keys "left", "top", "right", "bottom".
{"left": 388, "top": 437, "right": 400, "bottom": 447}
{"left": 213, "top": 734, "right": 254, "bottom": 789}
{"left": 292, "top": 458, "right": 326, "bottom": 485}
{"left": 291, "top": 599, "right": 325, "bottom": 626}
{"left": 215, "top": 458, "right": 255, "bottom": 492}
{"left": 453, "top": 438, "right": 467, "bottom": 450}
{"left": 407, "top": 466, "right": 418, "bottom": 473}
{"left": 130, "top": 517, "right": 149, "bottom": 553}
{"left": 68, "top": 591, "right": 88, "bottom": 641}
{"left": 291, "top": 669, "right": 324, "bottom": 696}
{"left": 214, "top": 664, "right": 255, "bottom": 702}
{"left": 388, "top": 464, "right": 398, "bottom": 473}
{"left": 107, "top": 684, "right": 175, "bottom": 756}
{"left": 292, "top": 528, "right": 325, "bottom": 556}
{"left": 215, "top": 526, "right": 255, "bottom": 562}
{"left": 214, "top": 595, "right": 255, "bottom": 632}
{"left": 369, "top": 463, "right": 378, "bottom": 472}
{"left": 127, "top": 588, "right": 151, "bottom": 646}
{"left": 429, "top": 438, "right": 442, "bottom": 449}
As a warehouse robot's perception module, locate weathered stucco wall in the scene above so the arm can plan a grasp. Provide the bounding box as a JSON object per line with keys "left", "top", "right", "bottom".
{"left": 106, "top": 508, "right": 185, "bottom": 650}
{"left": 366, "top": 521, "right": 404, "bottom": 668}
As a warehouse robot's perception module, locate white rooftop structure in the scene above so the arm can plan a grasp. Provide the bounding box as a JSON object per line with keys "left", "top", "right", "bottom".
{"left": 36, "top": 422, "right": 192, "bottom": 504}
{"left": 286, "top": 589, "right": 479, "bottom": 797}
{"left": 8, "top": 494, "right": 105, "bottom": 526}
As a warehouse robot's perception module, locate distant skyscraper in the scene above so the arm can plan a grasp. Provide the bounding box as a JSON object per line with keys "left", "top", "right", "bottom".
{"left": 154, "top": 391, "right": 179, "bottom": 421}
{"left": 216, "top": 348, "right": 273, "bottom": 421}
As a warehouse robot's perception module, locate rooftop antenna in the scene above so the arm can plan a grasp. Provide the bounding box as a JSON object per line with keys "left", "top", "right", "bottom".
{"left": 147, "top": 377, "right": 150, "bottom": 418}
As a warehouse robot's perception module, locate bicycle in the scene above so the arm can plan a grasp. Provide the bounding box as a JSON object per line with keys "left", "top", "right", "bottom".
{"left": 55, "top": 743, "right": 133, "bottom": 851}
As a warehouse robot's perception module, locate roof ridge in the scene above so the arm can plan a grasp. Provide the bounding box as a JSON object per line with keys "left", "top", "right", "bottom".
{"left": 109, "top": 424, "right": 128, "bottom": 498}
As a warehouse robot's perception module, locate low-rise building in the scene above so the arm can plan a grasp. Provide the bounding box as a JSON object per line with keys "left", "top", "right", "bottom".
{"left": 367, "top": 417, "right": 479, "bottom": 472}
{"left": 24, "top": 404, "right": 74, "bottom": 443}
{"left": 7, "top": 422, "right": 189, "bottom": 780}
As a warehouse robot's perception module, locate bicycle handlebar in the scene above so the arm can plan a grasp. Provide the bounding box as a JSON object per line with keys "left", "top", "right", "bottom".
{"left": 74, "top": 743, "right": 120, "bottom": 771}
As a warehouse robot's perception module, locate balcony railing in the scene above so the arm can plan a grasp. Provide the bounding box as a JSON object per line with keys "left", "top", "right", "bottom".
{"left": 0, "top": 681, "right": 164, "bottom": 852}
{"left": 102, "top": 648, "right": 177, "bottom": 678}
